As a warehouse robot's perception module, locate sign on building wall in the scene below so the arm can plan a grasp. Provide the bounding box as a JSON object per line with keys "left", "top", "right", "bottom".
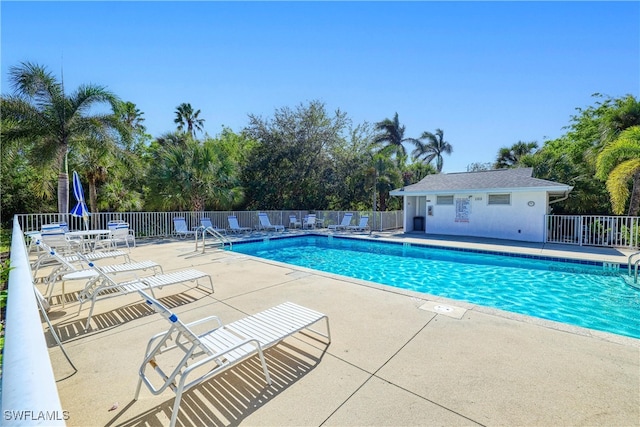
{"left": 455, "top": 198, "right": 471, "bottom": 222}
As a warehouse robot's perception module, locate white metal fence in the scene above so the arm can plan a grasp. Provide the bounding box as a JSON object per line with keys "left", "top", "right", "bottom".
{"left": 546, "top": 215, "right": 640, "bottom": 249}
{"left": 15, "top": 210, "right": 405, "bottom": 237}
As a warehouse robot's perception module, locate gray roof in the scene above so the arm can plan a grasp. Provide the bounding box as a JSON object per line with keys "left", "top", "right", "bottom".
{"left": 391, "top": 168, "right": 572, "bottom": 195}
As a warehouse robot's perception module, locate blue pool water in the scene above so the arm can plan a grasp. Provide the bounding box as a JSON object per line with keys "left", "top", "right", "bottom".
{"left": 231, "top": 235, "right": 640, "bottom": 339}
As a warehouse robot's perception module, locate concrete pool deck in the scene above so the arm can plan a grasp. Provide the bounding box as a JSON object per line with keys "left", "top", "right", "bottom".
{"left": 38, "top": 232, "right": 639, "bottom": 426}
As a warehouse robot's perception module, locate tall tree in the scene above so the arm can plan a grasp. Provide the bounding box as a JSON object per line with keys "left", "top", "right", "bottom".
{"left": 494, "top": 141, "right": 538, "bottom": 169}
{"left": 368, "top": 154, "right": 402, "bottom": 212}
{"left": 531, "top": 94, "right": 640, "bottom": 214}
{"left": 146, "top": 137, "right": 242, "bottom": 211}
{"left": 405, "top": 161, "right": 437, "bottom": 184}
{"left": 155, "top": 131, "right": 188, "bottom": 148}
{"left": 99, "top": 180, "right": 142, "bottom": 212}
{"left": 0, "top": 141, "right": 54, "bottom": 221}
{"left": 116, "top": 100, "right": 147, "bottom": 149}
{"left": 72, "top": 135, "right": 111, "bottom": 219}
{"left": 174, "top": 102, "right": 205, "bottom": 138}
{"left": 326, "top": 122, "right": 377, "bottom": 210}
{"left": 595, "top": 126, "right": 640, "bottom": 215}
{"left": 117, "top": 101, "right": 146, "bottom": 132}
{"left": 412, "top": 128, "right": 453, "bottom": 173}
{"left": 372, "top": 113, "right": 419, "bottom": 164}
{"left": 466, "top": 162, "right": 493, "bottom": 172}
{"left": 243, "top": 100, "right": 348, "bottom": 210}
{"left": 1, "top": 61, "right": 124, "bottom": 214}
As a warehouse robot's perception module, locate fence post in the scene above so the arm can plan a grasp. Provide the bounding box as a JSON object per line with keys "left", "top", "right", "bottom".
{"left": 578, "top": 216, "right": 583, "bottom": 246}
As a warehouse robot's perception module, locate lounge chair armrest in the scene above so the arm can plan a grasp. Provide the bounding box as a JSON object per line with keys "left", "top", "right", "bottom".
{"left": 183, "top": 315, "right": 223, "bottom": 331}
{"left": 144, "top": 317, "right": 223, "bottom": 350}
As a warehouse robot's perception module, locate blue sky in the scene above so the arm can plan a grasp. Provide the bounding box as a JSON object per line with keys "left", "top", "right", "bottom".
{"left": 2, "top": 1, "right": 638, "bottom": 173}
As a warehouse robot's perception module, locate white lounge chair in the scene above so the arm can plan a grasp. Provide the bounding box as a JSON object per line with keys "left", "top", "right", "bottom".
{"left": 289, "top": 215, "right": 302, "bottom": 229}
{"left": 36, "top": 242, "right": 163, "bottom": 307}
{"left": 77, "top": 258, "right": 213, "bottom": 330}
{"left": 173, "top": 217, "right": 198, "bottom": 239}
{"left": 303, "top": 214, "right": 316, "bottom": 229}
{"left": 135, "top": 291, "right": 330, "bottom": 427}
{"left": 328, "top": 212, "right": 353, "bottom": 230}
{"left": 64, "top": 250, "right": 131, "bottom": 264}
{"left": 227, "top": 215, "right": 251, "bottom": 233}
{"left": 200, "top": 217, "right": 227, "bottom": 235}
{"left": 347, "top": 215, "right": 369, "bottom": 232}
{"left": 258, "top": 213, "right": 285, "bottom": 232}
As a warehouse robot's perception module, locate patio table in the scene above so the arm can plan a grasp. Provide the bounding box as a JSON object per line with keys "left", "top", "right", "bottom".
{"left": 66, "top": 229, "right": 111, "bottom": 252}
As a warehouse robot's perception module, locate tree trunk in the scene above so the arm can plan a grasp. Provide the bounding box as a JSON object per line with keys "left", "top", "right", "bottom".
{"left": 627, "top": 170, "right": 640, "bottom": 216}
{"left": 57, "top": 172, "right": 69, "bottom": 219}
{"left": 191, "top": 196, "right": 204, "bottom": 212}
{"left": 89, "top": 179, "right": 98, "bottom": 228}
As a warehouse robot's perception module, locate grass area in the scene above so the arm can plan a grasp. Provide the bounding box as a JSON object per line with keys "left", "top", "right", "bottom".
{"left": 0, "top": 228, "right": 9, "bottom": 253}
{"left": 0, "top": 227, "right": 11, "bottom": 377}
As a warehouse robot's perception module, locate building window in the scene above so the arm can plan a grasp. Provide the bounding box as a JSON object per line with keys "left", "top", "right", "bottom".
{"left": 436, "top": 195, "right": 454, "bottom": 205}
{"left": 488, "top": 193, "right": 511, "bottom": 205}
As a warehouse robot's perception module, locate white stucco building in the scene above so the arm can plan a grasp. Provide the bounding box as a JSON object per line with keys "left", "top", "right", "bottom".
{"left": 389, "top": 168, "right": 573, "bottom": 242}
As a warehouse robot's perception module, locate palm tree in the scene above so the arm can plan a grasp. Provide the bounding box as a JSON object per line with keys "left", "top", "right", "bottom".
{"left": 99, "top": 180, "right": 142, "bottom": 212}
{"left": 595, "top": 126, "right": 640, "bottom": 215}
{"left": 372, "top": 113, "right": 419, "bottom": 164}
{"left": 494, "top": 141, "right": 538, "bottom": 169}
{"left": 73, "top": 136, "right": 111, "bottom": 219}
{"left": 147, "top": 138, "right": 242, "bottom": 211}
{"left": 1, "top": 61, "right": 124, "bottom": 214}
{"left": 412, "top": 129, "right": 453, "bottom": 173}
{"left": 155, "top": 131, "right": 188, "bottom": 147}
{"left": 117, "top": 101, "right": 145, "bottom": 132}
{"left": 174, "top": 103, "right": 205, "bottom": 138}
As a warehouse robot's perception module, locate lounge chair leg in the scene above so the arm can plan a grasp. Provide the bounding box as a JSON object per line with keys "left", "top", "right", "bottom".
{"left": 170, "top": 386, "right": 185, "bottom": 427}
{"left": 61, "top": 280, "right": 66, "bottom": 308}
{"left": 254, "top": 346, "right": 272, "bottom": 385}
{"left": 134, "top": 377, "right": 143, "bottom": 400}
{"left": 84, "top": 297, "right": 98, "bottom": 331}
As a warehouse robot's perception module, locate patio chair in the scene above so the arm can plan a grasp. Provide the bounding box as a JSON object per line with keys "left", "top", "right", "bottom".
{"left": 289, "top": 215, "right": 302, "bottom": 229}
{"left": 173, "top": 217, "right": 198, "bottom": 239}
{"left": 40, "top": 223, "right": 82, "bottom": 253}
{"left": 227, "top": 215, "right": 251, "bottom": 233}
{"left": 77, "top": 257, "right": 213, "bottom": 330}
{"left": 25, "top": 231, "right": 43, "bottom": 253}
{"left": 303, "top": 214, "right": 316, "bottom": 229}
{"left": 97, "top": 221, "right": 136, "bottom": 250}
{"left": 347, "top": 215, "right": 369, "bottom": 232}
{"left": 258, "top": 213, "right": 285, "bottom": 232}
{"left": 135, "top": 290, "right": 331, "bottom": 427}
{"left": 200, "top": 217, "right": 227, "bottom": 235}
{"left": 328, "top": 212, "right": 353, "bottom": 231}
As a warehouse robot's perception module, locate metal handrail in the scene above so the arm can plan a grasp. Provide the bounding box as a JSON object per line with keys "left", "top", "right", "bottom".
{"left": 627, "top": 251, "right": 640, "bottom": 276}
{"left": 199, "top": 227, "right": 232, "bottom": 253}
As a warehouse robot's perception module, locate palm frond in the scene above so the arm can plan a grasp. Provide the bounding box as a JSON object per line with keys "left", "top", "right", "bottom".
{"left": 605, "top": 158, "right": 640, "bottom": 214}
{"left": 596, "top": 126, "right": 640, "bottom": 180}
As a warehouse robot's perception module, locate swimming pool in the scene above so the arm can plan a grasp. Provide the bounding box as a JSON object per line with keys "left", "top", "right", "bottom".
{"left": 230, "top": 235, "right": 640, "bottom": 339}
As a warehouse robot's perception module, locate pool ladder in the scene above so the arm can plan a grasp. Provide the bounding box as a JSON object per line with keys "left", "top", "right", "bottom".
{"left": 628, "top": 251, "right": 640, "bottom": 285}
{"left": 197, "top": 227, "right": 232, "bottom": 253}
